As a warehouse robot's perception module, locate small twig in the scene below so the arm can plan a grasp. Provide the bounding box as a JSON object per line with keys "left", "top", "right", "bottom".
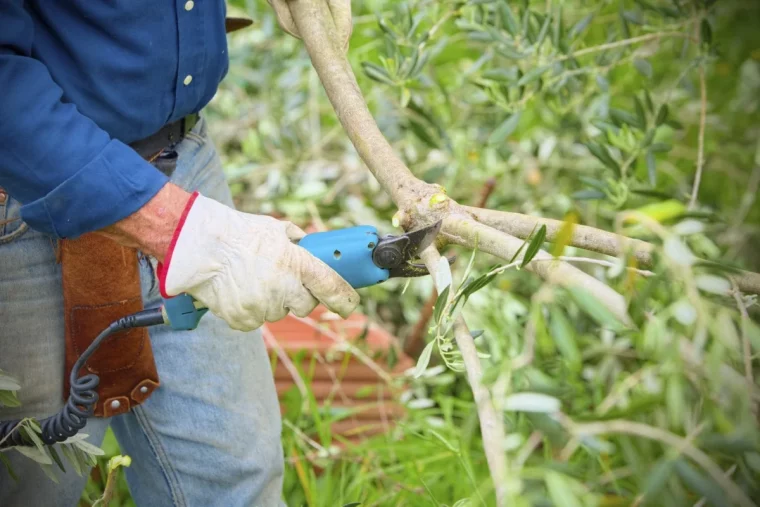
{"left": 283, "top": 419, "right": 328, "bottom": 454}
{"left": 679, "top": 338, "right": 760, "bottom": 404}
{"left": 514, "top": 430, "right": 543, "bottom": 469}
{"left": 555, "top": 31, "right": 692, "bottom": 63}
{"left": 313, "top": 352, "right": 354, "bottom": 406}
{"left": 305, "top": 200, "right": 328, "bottom": 232}
{"left": 92, "top": 468, "right": 118, "bottom": 507}
{"left": 262, "top": 325, "right": 309, "bottom": 399}
{"left": 376, "top": 383, "right": 390, "bottom": 436}
{"left": 486, "top": 256, "right": 654, "bottom": 279}
{"left": 595, "top": 466, "right": 635, "bottom": 487}
{"left": 731, "top": 284, "right": 755, "bottom": 396}
{"left": 403, "top": 293, "right": 436, "bottom": 358}
{"left": 693, "top": 465, "right": 738, "bottom": 507}
{"left": 510, "top": 315, "right": 536, "bottom": 371}
{"left": 689, "top": 65, "right": 708, "bottom": 210}
{"left": 596, "top": 366, "right": 658, "bottom": 415}
{"left": 731, "top": 163, "right": 760, "bottom": 229}
{"left": 464, "top": 206, "right": 655, "bottom": 266}
{"left": 0, "top": 419, "right": 25, "bottom": 448}
{"left": 476, "top": 178, "right": 497, "bottom": 209}
{"left": 291, "top": 315, "right": 394, "bottom": 385}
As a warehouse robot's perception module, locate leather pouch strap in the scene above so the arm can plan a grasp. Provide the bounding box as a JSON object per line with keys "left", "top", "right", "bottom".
{"left": 225, "top": 16, "right": 253, "bottom": 33}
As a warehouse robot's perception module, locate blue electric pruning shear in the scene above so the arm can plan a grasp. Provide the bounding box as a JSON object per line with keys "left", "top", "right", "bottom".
{"left": 161, "top": 220, "right": 446, "bottom": 330}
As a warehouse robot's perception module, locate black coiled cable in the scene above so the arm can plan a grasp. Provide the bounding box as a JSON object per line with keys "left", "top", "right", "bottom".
{"left": 0, "top": 308, "right": 165, "bottom": 449}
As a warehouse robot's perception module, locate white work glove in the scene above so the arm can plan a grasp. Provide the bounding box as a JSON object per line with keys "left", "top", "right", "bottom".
{"left": 268, "top": 0, "right": 352, "bottom": 52}
{"left": 157, "top": 193, "right": 360, "bottom": 331}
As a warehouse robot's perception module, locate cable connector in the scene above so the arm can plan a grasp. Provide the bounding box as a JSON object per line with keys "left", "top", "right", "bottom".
{"left": 115, "top": 307, "right": 166, "bottom": 329}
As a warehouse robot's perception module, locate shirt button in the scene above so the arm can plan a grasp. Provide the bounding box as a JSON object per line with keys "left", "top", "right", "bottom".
{"left": 184, "top": 1, "right": 194, "bottom": 11}
{"left": 183, "top": 75, "right": 193, "bottom": 86}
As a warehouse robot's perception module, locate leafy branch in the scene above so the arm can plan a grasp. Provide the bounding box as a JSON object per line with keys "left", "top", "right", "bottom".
{"left": 273, "top": 0, "right": 758, "bottom": 504}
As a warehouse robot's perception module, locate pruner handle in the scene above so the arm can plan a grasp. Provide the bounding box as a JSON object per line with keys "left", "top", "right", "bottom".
{"left": 161, "top": 225, "right": 392, "bottom": 329}
{"left": 161, "top": 293, "right": 208, "bottom": 331}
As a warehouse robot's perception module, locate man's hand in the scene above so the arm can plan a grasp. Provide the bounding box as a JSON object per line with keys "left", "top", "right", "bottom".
{"left": 268, "top": 0, "right": 352, "bottom": 52}
{"left": 98, "top": 184, "right": 360, "bottom": 331}
{"left": 155, "top": 192, "right": 360, "bottom": 331}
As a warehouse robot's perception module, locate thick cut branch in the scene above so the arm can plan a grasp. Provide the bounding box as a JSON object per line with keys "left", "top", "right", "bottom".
{"left": 465, "top": 206, "right": 655, "bottom": 264}
{"left": 466, "top": 206, "right": 760, "bottom": 295}
{"left": 420, "top": 246, "right": 510, "bottom": 507}
{"left": 443, "top": 216, "right": 633, "bottom": 326}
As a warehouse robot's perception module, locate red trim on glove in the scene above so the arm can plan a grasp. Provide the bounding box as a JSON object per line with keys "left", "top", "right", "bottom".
{"left": 157, "top": 191, "right": 200, "bottom": 298}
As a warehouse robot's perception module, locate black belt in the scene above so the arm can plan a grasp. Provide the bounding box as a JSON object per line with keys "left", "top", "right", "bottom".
{"left": 129, "top": 112, "right": 199, "bottom": 161}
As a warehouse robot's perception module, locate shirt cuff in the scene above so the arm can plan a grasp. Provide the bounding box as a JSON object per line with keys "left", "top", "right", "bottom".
{"left": 20, "top": 139, "right": 169, "bottom": 239}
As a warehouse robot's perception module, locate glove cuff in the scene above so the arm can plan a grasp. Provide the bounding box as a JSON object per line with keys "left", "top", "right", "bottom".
{"left": 157, "top": 191, "right": 200, "bottom": 298}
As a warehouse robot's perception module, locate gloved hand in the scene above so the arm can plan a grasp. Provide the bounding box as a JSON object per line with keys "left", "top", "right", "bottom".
{"left": 268, "top": 0, "right": 352, "bottom": 52}
{"left": 156, "top": 192, "right": 360, "bottom": 331}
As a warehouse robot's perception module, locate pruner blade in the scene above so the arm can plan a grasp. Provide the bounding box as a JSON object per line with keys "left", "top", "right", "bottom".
{"left": 371, "top": 220, "right": 455, "bottom": 279}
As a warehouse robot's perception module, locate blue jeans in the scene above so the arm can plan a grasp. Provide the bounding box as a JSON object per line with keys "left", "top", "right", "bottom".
{"left": 0, "top": 118, "right": 285, "bottom": 506}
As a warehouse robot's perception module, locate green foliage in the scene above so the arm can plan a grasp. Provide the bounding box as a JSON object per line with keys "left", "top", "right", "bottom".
{"left": 3, "top": 0, "right": 757, "bottom": 505}
{"left": 1, "top": 369, "right": 107, "bottom": 488}
{"left": 207, "top": 0, "right": 760, "bottom": 503}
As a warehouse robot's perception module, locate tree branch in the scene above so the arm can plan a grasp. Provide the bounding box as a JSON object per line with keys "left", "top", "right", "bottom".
{"left": 465, "top": 206, "right": 760, "bottom": 295}
{"left": 442, "top": 216, "right": 633, "bottom": 326}
{"left": 287, "top": 0, "right": 437, "bottom": 210}
{"left": 555, "top": 31, "right": 695, "bottom": 63}
{"left": 464, "top": 206, "right": 654, "bottom": 264}
{"left": 419, "top": 245, "right": 510, "bottom": 507}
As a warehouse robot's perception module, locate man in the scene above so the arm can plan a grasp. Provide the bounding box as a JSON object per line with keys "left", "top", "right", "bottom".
{"left": 0, "top": 1, "right": 355, "bottom": 505}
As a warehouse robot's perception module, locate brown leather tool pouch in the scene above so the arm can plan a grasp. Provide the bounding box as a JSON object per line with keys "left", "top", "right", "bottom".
{"left": 60, "top": 236, "right": 159, "bottom": 417}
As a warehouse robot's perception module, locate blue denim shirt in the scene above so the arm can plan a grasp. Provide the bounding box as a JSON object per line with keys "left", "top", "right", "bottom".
{"left": 0, "top": 0, "right": 229, "bottom": 238}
